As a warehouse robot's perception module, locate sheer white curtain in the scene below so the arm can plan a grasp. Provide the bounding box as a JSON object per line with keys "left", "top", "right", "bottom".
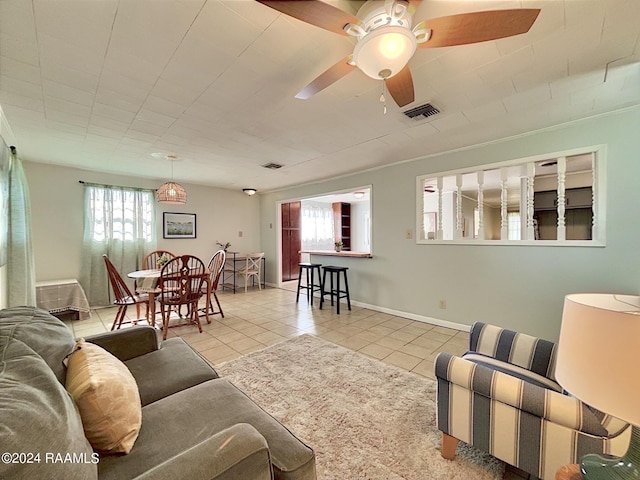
{"left": 7, "top": 146, "right": 36, "bottom": 307}
{"left": 80, "top": 185, "right": 156, "bottom": 306}
{"left": 301, "top": 203, "right": 334, "bottom": 251}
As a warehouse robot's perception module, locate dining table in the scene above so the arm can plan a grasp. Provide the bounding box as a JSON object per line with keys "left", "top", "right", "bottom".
{"left": 128, "top": 267, "right": 213, "bottom": 329}
{"left": 127, "top": 268, "right": 161, "bottom": 327}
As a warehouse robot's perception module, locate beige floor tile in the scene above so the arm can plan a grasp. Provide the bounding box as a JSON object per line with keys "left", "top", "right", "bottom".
{"left": 359, "top": 343, "right": 395, "bottom": 360}
{"left": 388, "top": 329, "right": 420, "bottom": 343}
{"left": 317, "top": 330, "right": 348, "bottom": 344}
{"left": 399, "top": 323, "right": 434, "bottom": 335}
{"left": 431, "top": 326, "right": 458, "bottom": 337}
{"left": 374, "top": 336, "right": 408, "bottom": 350}
{"left": 412, "top": 359, "right": 436, "bottom": 379}
{"left": 215, "top": 330, "right": 249, "bottom": 344}
{"left": 211, "top": 351, "right": 243, "bottom": 366}
{"left": 419, "top": 330, "right": 458, "bottom": 344}
{"left": 235, "top": 324, "right": 269, "bottom": 336}
{"left": 382, "top": 351, "right": 422, "bottom": 371}
{"left": 399, "top": 343, "right": 434, "bottom": 359}
{"left": 367, "top": 324, "right": 396, "bottom": 336}
{"left": 269, "top": 325, "right": 303, "bottom": 337}
{"left": 410, "top": 335, "right": 446, "bottom": 351}
{"left": 188, "top": 335, "right": 224, "bottom": 352}
{"left": 252, "top": 330, "right": 287, "bottom": 345}
{"left": 227, "top": 337, "right": 264, "bottom": 354}
{"left": 334, "top": 336, "right": 370, "bottom": 351}
{"left": 199, "top": 344, "right": 239, "bottom": 363}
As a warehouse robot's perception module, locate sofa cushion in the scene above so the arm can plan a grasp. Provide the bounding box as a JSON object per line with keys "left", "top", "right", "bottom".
{"left": 98, "top": 379, "right": 315, "bottom": 480}
{"left": 66, "top": 339, "right": 142, "bottom": 454}
{"left": 0, "top": 328, "right": 97, "bottom": 480}
{"left": 0, "top": 306, "right": 75, "bottom": 383}
{"left": 124, "top": 337, "right": 218, "bottom": 406}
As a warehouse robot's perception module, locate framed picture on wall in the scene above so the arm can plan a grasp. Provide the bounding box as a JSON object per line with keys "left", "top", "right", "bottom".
{"left": 163, "top": 212, "right": 196, "bottom": 239}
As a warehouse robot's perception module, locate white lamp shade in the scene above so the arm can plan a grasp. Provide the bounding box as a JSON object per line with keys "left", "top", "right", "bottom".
{"left": 353, "top": 26, "right": 417, "bottom": 79}
{"left": 157, "top": 181, "right": 187, "bottom": 205}
{"left": 556, "top": 293, "right": 640, "bottom": 426}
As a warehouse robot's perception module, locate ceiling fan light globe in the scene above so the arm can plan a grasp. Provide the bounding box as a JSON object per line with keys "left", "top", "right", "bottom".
{"left": 353, "top": 26, "right": 416, "bottom": 79}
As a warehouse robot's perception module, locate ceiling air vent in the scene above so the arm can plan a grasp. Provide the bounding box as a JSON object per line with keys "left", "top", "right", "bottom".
{"left": 262, "top": 162, "right": 284, "bottom": 169}
{"left": 403, "top": 103, "right": 440, "bottom": 119}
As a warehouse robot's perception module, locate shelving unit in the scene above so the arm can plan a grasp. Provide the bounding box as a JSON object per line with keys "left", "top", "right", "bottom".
{"left": 332, "top": 202, "right": 351, "bottom": 251}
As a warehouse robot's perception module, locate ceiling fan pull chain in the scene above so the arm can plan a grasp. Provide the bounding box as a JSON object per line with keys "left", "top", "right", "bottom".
{"left": 380, "top": 82, "right": 387, "bottom": 115}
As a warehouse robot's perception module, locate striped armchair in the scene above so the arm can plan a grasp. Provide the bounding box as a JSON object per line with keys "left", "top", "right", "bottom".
{"left": 434, "top": 322, "right": 631, "bottom": 479}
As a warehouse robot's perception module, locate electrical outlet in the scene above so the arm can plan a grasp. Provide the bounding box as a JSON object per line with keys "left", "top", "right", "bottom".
{"left": 439, "top": 299, "right": 447, "bottom": 309}
{"left": 238, "top": 231, "right": 243, "bottom": 237}
{"left": 406, "top": 229, "right": 413, "bottom": 239}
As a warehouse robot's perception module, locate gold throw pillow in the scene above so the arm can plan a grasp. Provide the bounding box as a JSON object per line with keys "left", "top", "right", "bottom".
{"left": 65, "top": 339, "right": 142, "bottom": 454}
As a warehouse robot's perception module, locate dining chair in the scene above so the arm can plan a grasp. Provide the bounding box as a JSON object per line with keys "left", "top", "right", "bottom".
{"left": 102, "top": 254, "right": 149, "bottom": 330}
{"left": 200, "top": 249, "right": 226, "bottom": 321}
{"left": 157, "top": 254, "right": 207, "bottom": 340}
{"left": 134, "top": 250, "right": 176, "bottom": 294}
{"left": 238, "top": 253, "right": 265, "bottom": 293}
{"left": 142, "top": 249, "right": 176, "bottom": 269}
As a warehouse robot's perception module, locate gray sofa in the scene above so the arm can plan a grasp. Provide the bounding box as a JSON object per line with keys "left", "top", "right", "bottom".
{"left": 0, "top": 306, "right": 316, "bottom": 480}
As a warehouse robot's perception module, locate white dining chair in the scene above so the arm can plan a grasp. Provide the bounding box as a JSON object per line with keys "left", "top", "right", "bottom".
{"left": 238, "top": 253, "right": 264, "bottom": 293}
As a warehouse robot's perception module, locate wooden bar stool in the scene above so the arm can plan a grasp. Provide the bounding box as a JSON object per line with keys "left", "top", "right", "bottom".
{"left": 296, "top": 263, "right": 323, "bottom": 305}
{"left": 320, "top": 266, "right": 351, "bottom": 314}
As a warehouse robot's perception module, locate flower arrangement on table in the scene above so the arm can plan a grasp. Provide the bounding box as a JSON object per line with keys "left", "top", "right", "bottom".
{"left": 156, "top": 254, "right": 170, "bottom": 267}
{"left": 216, "top": 241, "right": 231, "bottom": 252}
{"left": 334, "top": 240, "right": 343, "bottom": 252}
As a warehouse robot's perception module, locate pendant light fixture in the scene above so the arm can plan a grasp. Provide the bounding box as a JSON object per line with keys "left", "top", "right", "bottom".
{"left": 155, "top": 154, "right": 187, "bottom": 205}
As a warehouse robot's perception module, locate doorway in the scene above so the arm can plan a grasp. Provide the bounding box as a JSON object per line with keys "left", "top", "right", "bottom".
{"left": 281, "top": 201, "right": 301, "bottom": 282}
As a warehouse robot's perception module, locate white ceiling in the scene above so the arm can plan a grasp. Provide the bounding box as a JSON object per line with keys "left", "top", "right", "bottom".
{"left": 0, "top": 0, "right": 638, "bottom": 193}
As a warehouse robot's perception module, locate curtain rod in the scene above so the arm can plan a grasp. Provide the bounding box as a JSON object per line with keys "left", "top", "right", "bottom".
{"left": 78, "top": 180, "right": 156, "bottom": 192}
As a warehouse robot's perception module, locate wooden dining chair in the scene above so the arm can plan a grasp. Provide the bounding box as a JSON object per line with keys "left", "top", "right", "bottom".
{"left": 238, "top": 253, "right": 265, "bottom": 293}
{"left": 200, "top": 249, "right": 226, "bottom": 322}
{"left": 142, "top": 249, "right": 176, "bottom": 269}
{"left": 157, "top": 255, "right": 207, "bottom": 340}
{"left": 102, "top": 254, "right": 150, "bottom": 330}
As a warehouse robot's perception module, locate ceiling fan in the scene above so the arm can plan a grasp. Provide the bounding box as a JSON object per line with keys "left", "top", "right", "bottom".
{"left": 257, "top": 0, "right": 540, "bottom": 107}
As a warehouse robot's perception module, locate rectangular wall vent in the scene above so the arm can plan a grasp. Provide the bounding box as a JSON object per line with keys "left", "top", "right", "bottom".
{"left": 262, "top": 162, "right": 283, "bottom": 169}
{"left": 403, "top": 103, "right": 440, "bottom": 119}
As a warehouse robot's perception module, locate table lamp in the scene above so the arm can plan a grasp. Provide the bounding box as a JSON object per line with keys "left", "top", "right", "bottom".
{"left": 556, "top": 293, "right": 640, "bottom": 479}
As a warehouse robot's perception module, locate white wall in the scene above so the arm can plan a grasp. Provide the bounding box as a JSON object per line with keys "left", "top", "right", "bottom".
{"left": 260, "top": 107, "right": 640, "bottom": 340}
{"left": 23, "top": 162, "right": 261, "bottom": 284}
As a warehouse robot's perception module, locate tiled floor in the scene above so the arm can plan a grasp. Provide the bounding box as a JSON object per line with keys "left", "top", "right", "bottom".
{"left": 65, "top": 286, "right": 531, "bottom": 479}
{"left": 66, "top": 286, "right": 468, "bottom": 380}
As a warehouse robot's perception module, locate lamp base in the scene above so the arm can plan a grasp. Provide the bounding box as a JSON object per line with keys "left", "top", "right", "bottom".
{"left": 582, "top": 425, "right": 640, "bottom": 479}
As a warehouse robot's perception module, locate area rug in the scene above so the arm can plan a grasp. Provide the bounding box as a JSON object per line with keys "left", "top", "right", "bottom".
{"left": 217, "top": 334, "right": 504, "bottom": 480}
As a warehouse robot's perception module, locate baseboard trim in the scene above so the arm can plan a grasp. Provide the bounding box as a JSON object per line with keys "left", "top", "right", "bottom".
{"left": 350, "top": 300, "right": 471, "bottom": 332}
{"left": 275, "top": 283, "right": 470, "bottom": 332}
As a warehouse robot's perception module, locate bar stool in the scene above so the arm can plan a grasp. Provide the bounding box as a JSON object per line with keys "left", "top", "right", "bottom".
{"left": 320, "top": 266, "right": 351, "bottom": 314}
{"left": 296, "top": 263, "right": 323, "bottom": 305}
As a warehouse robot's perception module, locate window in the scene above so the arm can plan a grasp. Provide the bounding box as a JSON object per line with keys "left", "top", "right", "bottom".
{"left": 87, "top": 186, "right": 155, "bottom": 243}
{"left": 81, "top": 184, "right": 156, "bottom": 306}
{"left": 416, "top": 145, "right": 605, "bottom": 246}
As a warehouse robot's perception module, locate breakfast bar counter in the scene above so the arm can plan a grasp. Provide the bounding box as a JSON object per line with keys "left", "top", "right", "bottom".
{"left": 301, "top": 250, "right": 372, "bottom": 258}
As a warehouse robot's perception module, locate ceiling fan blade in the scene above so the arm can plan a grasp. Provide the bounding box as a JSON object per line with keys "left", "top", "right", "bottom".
{"left": 385, "top": 65, "right": 415, "bottom": 107}
{"left": 419, "top": 9, "right": 541, "bottom": 48}
{"left": 295, "top": 55, "right": 356, "bottom": 100}
{"left": 256, "top": 0, "right": 360, "bottom": 36}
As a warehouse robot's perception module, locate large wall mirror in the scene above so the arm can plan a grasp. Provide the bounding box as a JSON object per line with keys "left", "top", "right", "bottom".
{"left": 416, "top": 145, "right": 605, "bottom": 246}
